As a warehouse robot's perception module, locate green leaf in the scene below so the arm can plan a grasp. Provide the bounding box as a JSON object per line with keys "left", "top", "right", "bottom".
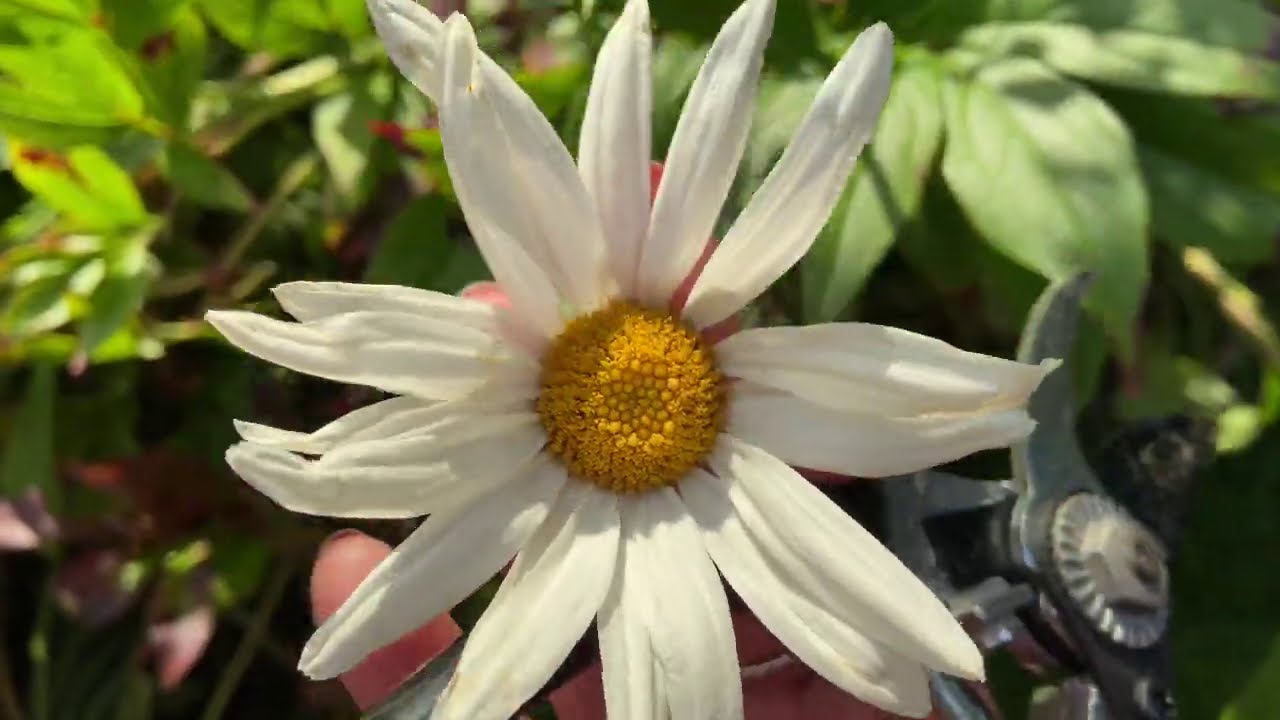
{"left": 195, "top": 0, "right": 342, "bottom": 58}
{"left": 312, "top": 81, "right": 382, "bottom": 205}
{"left": 0, "top": 363, "right": 57, "bottom": 507}
{"left": 649, "top": 0, "right": 818, "bottom": 68}
{"left": 0, "top": 27, "right": 147, "bottom": 146}
{"left": 958, "top": 22, "right": 1280, "bottom": 99}
{"left": 1222, "top": 634, "right": 1280, "bottom": 719}
{"left": 515, "top": 62, "right": 588, "bottom": 119}
{"left": 1140, "top": 147, "right": 1280, "bottom": 266}
{"left": 190, "top": 51, "right": 353, "bottom": 156}
{"left": 0, "top": 0, "right": 92, "bottom": 24}
{"left": 940, "top": 57, "right": 1149, "bottom": 351}
{"left": 3, "top": 272, "right": 73, "bottom": 335}
{"left": 1104, "top": 90, "right": 1280, "bottom": 196}
{"left": 324, "top": 0, "right": 371, "bottom": 40}
{"left": 801, "top": 59, "right": 945, "bottom": 321}
{"left": 132, "top": 6, "right": 209, "bottom": 127}
{"left": 101, "top": 0, "right": 191, "bottom": 47}
{"left": 209, "top": 531, "right": 270, "bottom": 607}
{"left": 651, "top": 36, "right": 707, "bottom": 154}
{"left": 741, "top": 75, "right": 822, "bottom": 186}
{"left": 363, "top": 195, "right": 453, "bottom": 289}
{"left": 79, "top": 239, "right": 154, "bottom": 354}
{"left": 8, "top": 142, "right": 149, "bottom": 232}
{"left": 981, "top": 0, "right": 1277, "bottom": 53}
{"left": 166, "top": 142, "right": 253, "bottom": 211}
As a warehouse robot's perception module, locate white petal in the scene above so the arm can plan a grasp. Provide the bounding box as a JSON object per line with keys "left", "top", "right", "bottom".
{"left": 617, "top": 490, "right": 742, "bottom": 720}
{"left": 205, "top": 309, "right": 521, "bottom": 401}
{"left": 682, "top": 25, "right": 894, "bottom": 328}
{"left": 317, "top": 408, "right": 538, "bottom": 467}
{"left": 297, "top": 457, "right": 566, "bottom": 679}
{"left": 273, "top": 281, "right": 497, "bottom": 327}
{"left": 232, "top": 396, "right": 427, "bottom": 454}
{"left": 635, "top": 0, "right": 775, "bottom": 306}
{"left": 719, "top": 322, "right": 1056, "bottom": 415}
{"left": 226, "top": 408, "right": 546, "bottom": 519}
{"left": 435, "top": 481, "right": 620, "bottom": 720}
{"left": 681, "top": 467, "right": 936, "bottom": 717}
{"left": 578, "top": 0, "right": 652, "bottom": 296}
{"left": 439, "top": 15, "right": 612, "bottom": 317}
{"left": 728, "top": 382, "right": 1036, "bottom": 477}
{"left": 367, "top": 0, "right": 446, "bottom": 101}
{"left": 706, "top": 436, "right": 984, "bottom": 681}
{"left": 599, "top": 537, "right": 663, "bottom": 720}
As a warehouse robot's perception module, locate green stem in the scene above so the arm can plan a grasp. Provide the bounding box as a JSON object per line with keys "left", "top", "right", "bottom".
{"left": 198, "top": 560, "right": 294, "bottom": 720}
{"left": 215, "top": 151, "right": 321, "bottom": 278}
{"left": 27, "top": 574, "right": 55, "bottom": 720}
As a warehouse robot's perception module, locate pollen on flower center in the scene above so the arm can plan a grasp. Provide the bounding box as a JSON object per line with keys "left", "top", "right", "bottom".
{"left": 536, "top": 300, "right": 725, "bottom": 494}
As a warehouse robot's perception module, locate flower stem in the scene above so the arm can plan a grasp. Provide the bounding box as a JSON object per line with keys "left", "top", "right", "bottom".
{"left": 198, "top": 559, "right": 294, "bottom": 720}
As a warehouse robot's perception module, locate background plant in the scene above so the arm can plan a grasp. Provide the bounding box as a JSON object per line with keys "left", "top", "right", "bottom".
{"left": 1, "top": 0, "right": 1278, "bottom": 718}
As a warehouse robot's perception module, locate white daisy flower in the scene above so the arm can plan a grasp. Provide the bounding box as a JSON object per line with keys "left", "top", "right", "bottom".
{"left": 208, "top": 0, "right": 1057, "bottom": 718}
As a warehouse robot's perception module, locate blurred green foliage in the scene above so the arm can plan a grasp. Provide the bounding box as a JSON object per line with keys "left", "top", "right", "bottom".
{"left": 0, "top": 0, "right": 1278, "bottom": 718}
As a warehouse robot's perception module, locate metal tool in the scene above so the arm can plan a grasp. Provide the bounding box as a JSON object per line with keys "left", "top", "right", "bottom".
{"left": 365, "top": 273, "right": 1214, "bottom": 720}
{"left": 879, "top": 274, "right": 1214, "bottom": 720}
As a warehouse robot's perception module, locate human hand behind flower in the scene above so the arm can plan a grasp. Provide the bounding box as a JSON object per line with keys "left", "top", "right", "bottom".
{"left": 311, "top": 529, "right": 934, "bottom": 719}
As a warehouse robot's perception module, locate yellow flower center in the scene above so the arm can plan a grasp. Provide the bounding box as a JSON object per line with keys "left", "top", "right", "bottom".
{"left": 536, "top": 300, "right": 725, "bottom": 494}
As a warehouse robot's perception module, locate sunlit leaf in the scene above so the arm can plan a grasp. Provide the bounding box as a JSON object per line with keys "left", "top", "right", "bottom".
{"left": 959, "top": 22, "right": 1280, "bottom": 99}
{"left": 3, "top": 272, "right": 72, "bottom": 335}
{"left": 941, "top": 56, "right": 1148, "bottom": 351}
{"left": 195, "top": 0, "right": 347, "bottom": 58}
{"left": 0, "top": 26, "right": 147, "bottom": 146}
{"left": 8, "top": 142, "right": 149, "bottom": 232}
{"left": 982, "top": 0, "right": 1277, "bottom": 53}
{"left": 0, "top": 0, "right": 92, "bottom": 23}
{"left": 312, "top": 80, "right": 383, "bottom": 205}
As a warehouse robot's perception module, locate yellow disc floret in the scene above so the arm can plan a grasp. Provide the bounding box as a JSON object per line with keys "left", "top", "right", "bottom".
{"left": 537, "top": 300, "right": 725, "bottom": 494}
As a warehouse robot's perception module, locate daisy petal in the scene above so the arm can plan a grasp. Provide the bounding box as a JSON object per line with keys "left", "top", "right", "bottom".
{"left": 719, "top": 323, "right": 1056, "bottom": 415}
{"left": 681, "top": 467, "right": 937, "bottom": 718}
{"left": 367, "top": 0, "right": 446, "bottom": 101}
{"left": 636, "top": 0, "right": 775, "bottom": 306}
{"left": 729, "top": 382, "right": 1036, "bottom": 477}
{"left": 297, "top": 457, "right": 566, "bottom": 679}
{"left": 232, "top": 396, "right": 427, "bottom": 454}
{"left": 682, "top": 24, "right": 894, "bottom": 328}
{"left": 599, "top": 536, "right": 662, "bottom": 720}
{"left": 435, "top": 481, "right": 620, "bottom": 720}
{"left": 205, "top": 310, "right": 519, "bottom": 401}
{"left": 618, "top": 489, "right": 742, "bottom": 720}
{"left": 579, "top": 0, "right": 652, "bottom": 296}
{"left": 273, "top": 281, "right": 497, "bottom": 328}
{"left": 707, "top": 437, "right": 984, "bottom": 680}
{"left": 440, "top": 15, "right": 611, "bottom": 317}
{"left": 226, "top": 410, "right": 546, "bottom": 519}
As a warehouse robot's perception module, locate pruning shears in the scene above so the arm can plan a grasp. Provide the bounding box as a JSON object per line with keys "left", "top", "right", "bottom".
{"left": 874, "top": 273, "right": 1213, "bottom": 720}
